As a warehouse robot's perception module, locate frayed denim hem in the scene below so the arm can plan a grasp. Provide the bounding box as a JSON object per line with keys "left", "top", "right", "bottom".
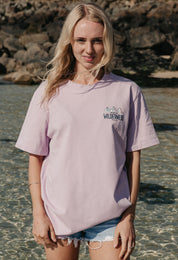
{"left": 56, "top": 236, "right": 114, "bottom": 249}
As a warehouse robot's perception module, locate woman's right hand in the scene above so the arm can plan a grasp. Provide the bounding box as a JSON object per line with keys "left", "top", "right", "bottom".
{"left": 32, "top": 212, "right": 57, "bottom": 247}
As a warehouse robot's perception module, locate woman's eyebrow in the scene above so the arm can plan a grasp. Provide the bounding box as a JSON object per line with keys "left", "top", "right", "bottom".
{"left": 74, "top": 36, "right": 103, "bottom": 39}
{"left": 74, "top": 37, "right": 85, "bottom": 39}
{"left": 93, "top": 37, "right": 103, "bottom": 40}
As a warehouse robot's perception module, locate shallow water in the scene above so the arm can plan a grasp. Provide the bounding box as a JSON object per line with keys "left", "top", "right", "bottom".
{"left": 0, "top": 82, "right": 177, "bottom": 259}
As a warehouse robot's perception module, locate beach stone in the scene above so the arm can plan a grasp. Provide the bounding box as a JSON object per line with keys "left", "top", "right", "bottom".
{"left": 14, "top": 71, "right": 32, "bottom": 84}
{"left": 129, "top": 27, "right": 166, "bottom": 49}
{"left": 150, "top": 70, "right": 178, "bottom": 78}
{"left": 0, "top": 63, "right": 6, "bottom": 74}
{"left": 26, "top": 61, "right": 45, "bottom": 77}
{"left": 0, "top": 30, "right": 11, "bottom": 43}
{"left": 19, "top": 33, "right": 49, "bottom": 47}
{"left": 43, "top": 42, "right": 53, "bottom": 52}
{"left": 3, "top": 71, "right": 32, "bottom": 84}
{"left": 14, "top": 1, "right": 32, "bottom": 13}
{"left": 6, "top": 58, "right": 16, "bottom": 73}
{"left": 26, "top": 43, "right": 48, "bottom": 63}
{"left": 147, "top": 2, "right": 172, "bottom": 19}
{"left": 152, "top": 40, "right": 174, "bottom": 55}
{"left": 0, "top": 53, "right": 9, "bottom": 67}
{"left": 0, "top": 38, "right": 3, "bottom": 49}
{"left": 14, "top": 43, "right": 48, "bottom": 64}
{"left": 170, "top": 50, "right": 178, "bottom": 70}
{"left": 0, "top": 0, "right": 178, "bottom": 84}
{"left": 14, "top": 50, "right": 27, "bottom": 64}
{"left": 49, "top": 44, "right": 56, "bottom": 58}
{"left": 46, "top": 21, "right": 63, "bottom": 42}
{"left": 3, "top": 36, "right": 23, "bottom": 54}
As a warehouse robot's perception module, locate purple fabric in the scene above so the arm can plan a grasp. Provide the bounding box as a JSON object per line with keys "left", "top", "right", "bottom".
{"left": 16, "top": 73, "right": 159, "bottom": 236}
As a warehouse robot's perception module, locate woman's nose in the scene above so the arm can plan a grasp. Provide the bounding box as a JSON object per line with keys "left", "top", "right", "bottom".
{"left": 86, "top": 41, "right": 93, "bottom": 54}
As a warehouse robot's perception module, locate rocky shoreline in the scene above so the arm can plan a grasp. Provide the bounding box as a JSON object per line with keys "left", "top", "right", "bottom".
{"left": 0, "top": 0, "right": 178, "bottom": 85}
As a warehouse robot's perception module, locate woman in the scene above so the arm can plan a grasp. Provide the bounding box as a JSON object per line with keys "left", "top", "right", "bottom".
{"left": 16, "top": 3, "right": 159, "bottom": 260}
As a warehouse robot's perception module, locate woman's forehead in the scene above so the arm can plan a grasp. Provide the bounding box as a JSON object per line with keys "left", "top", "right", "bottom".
{"left": 73, "top": 18, "right": 104, "bottom": 38}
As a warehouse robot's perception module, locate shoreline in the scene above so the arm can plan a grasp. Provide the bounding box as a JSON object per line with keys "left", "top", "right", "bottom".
{"left": 0, "top": 0, "right": 178, "bottom": 86}
{"left": 1, "top": 70, "right": 178, "bottom": 88}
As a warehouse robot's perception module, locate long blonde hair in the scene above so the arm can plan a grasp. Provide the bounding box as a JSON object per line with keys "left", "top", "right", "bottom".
{"left": 43, "top": 3, "right": 115, "bottom": 102}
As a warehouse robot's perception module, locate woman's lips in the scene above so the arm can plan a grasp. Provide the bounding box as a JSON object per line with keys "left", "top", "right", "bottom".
{"left": 83, "top": 56, "right": 95, "bottom": 62}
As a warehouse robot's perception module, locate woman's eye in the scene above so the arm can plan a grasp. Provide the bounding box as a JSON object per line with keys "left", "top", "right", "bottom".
{"left": 76, "top": 38, "right": 85, "bottom": 43}
{"left": 93, "top": 39, "right": 103, "bottom": 44}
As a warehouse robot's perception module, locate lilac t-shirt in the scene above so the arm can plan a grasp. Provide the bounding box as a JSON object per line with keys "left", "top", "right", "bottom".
{"left": 16, "top": 73, "right": 159, "bottom": 236}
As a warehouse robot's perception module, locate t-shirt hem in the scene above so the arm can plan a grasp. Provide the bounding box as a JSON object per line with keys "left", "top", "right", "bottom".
{"left": 127, "top": 138, "right": 160, "bottom": 152}
{"left": 15, "top": 142, "right": 48, "bottom": 156}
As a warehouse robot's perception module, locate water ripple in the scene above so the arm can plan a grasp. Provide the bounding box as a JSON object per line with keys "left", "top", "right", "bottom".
{"left": 0, "top": 84, "right": 177, "bottom": 259}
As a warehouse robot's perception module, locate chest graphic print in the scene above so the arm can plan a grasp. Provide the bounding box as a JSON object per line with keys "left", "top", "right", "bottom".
{"left": 103, "top": 106, "right": 124, "bottom": 121}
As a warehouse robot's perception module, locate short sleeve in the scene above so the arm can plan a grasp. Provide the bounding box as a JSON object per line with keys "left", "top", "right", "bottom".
{"left": 126, "top": 88, "right": 159, "bottom": 152}
{"left": 15, "top": 82, "right": 50, "bottom": 156}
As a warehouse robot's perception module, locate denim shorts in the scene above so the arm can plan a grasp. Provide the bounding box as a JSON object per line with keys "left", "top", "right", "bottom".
{"left": 56, "top": 215, "right": 122, "bottom": 248}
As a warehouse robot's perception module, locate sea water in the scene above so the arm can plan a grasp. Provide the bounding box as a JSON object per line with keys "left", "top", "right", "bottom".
{"left": 0, "top": 82, "right": 177, "bottom": 259}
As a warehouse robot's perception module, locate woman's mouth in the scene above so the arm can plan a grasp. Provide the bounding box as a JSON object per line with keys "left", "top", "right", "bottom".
{"left": 83, "top": 56, "right": 95, "bottom": 62}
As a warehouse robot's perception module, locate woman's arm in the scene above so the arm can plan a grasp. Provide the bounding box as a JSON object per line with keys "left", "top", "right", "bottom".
{"left": 29, "top": 154, "right": 57, "bottom": 246}
{"left": 114, "top": 150, "right": 140, "bottom": 260}
{"left": 123, "top": 150, "right": 140, "bottom": 220}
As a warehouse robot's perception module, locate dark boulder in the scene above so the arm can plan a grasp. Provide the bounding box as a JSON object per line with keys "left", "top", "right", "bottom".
{"left": 170, "top": 49, "right": 178, "bottom": 70}
{"left": 128, "top": 27, "right": 166, "bottom": 49}
{"left": 3, "top": 36, "right": 23, "bottom": 55}
{"left": 0, "top": 0, "right": 177, "bottom": 84}
{"left": 19, "top": 33, "right": 49, "bottom": 47}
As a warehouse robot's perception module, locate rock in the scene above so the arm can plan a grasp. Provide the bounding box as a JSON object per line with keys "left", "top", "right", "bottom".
{"left": 0, "top": 53, "right": 9, "bottom": 67}
{"left": 152, "top": 40, "right": 174, "bottom": 55}
{"left": 46, "top": 21, "right": 63, "bottom": 42}
{"left": 26, "top": 43, "right": 48, "bottom": 63}
{"left": 150, "top": 70, "right": 178, "bottom": 78}
{"left": 0, "top": 0, "right": 178, "bottom": 84}
{"left": 0, "top": 38, "right": 3, "bottom": 49}
{"left": 19, "top": 33, "right": 49, "bottom": 47}
{"left": 49, "top": 44, "right": 56, "bottom": 58}
{"left": 147, "top": 2, "right": 172, "bottom": 19}
{"left": 0, "top": 30, "right": 11, "bottom": 43}
{"left": 170, "top": 50, "right": 178, "bottom": 70}
{"left": 0, "top": 63, "right": 6, "bottom": 74}
{"left": 14, "top": 43, "right": 48, "bottom": 64}
{"left": 3, "top": 71, "right": 32, "bottom": 84}
{"left": 114, "top": 31, "right": 126, "bottom": 46}
{"left": 6, "top": 58, "right": 16, "bottom": 73}
{"left": 25, "top": 64, "right": 44, "bottom": 84}
{"left": 128, "top": 27, "right": 166, "bottom": 49}
{"left": 3, "top": 36, "right": 23, "bottom": 54}
{"left": 14, "top": 50, "right": 27, "bottom": 64}
{"left": 43, "top": 42, "right": 53, "bottom": 52}
{"left": 14, "top": 1, "right": 32, "bottom": 12}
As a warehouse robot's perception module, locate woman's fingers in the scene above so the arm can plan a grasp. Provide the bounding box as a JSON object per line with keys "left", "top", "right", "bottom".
{"left": 32, "top": 214, "right": 57, "bottom": 247}
{"left": 34, "top": 231, "right": 56, "bottom": 246}
{"left": 36, "top": 236, "right": 55, "bottom": 246}
{"left": 113, "top": 229, "right": 121, "bottom": 248}
{"left": 123, "top": 238, "right": 135, "bottom": 259}
{"left": 119, "top": 236, "right": 128, "bottom": 259}
{"left": 114, "top": 221, "right": 136, "bottom": 259}
{"left": 49, "top": 225, "right": 57, "bottom": 243}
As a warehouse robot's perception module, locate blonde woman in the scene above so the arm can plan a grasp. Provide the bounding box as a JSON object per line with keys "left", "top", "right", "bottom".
{"left": 16, "top": 3, "right": 159, "bottom": 260}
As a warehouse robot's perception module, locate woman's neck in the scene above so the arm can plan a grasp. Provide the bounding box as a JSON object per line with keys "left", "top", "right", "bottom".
{"left": 72, "top": 69, "right": 104, "bottom": 85}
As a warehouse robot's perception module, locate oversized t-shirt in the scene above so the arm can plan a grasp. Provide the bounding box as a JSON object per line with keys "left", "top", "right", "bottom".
{"left": 16, "top": 73, "right": 159, "bottom": 236}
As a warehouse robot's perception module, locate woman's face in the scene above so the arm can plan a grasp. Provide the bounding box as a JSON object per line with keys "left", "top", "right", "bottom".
{"left": 71, "top": 18, "right": 104, "bottom": 73}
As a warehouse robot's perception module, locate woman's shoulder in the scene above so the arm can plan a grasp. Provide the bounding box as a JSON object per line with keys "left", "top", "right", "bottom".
{"left": 108, "top": 73, "right": 141, "bottom": 95}
{"left": 28, "top": 80, "right": 48, "bottom": 106}
{"left": 34, "top": 80, "right": 47, "bottom": 95}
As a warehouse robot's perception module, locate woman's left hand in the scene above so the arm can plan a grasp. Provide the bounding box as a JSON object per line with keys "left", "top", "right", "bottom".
{"left": 113, "top": 215, "right": 135, "bottom": 260}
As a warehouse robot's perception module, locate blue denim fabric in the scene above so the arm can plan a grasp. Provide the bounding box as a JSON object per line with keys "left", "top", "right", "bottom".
{"left": 57, "top": 216, "right": 122, "bottom": 242}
